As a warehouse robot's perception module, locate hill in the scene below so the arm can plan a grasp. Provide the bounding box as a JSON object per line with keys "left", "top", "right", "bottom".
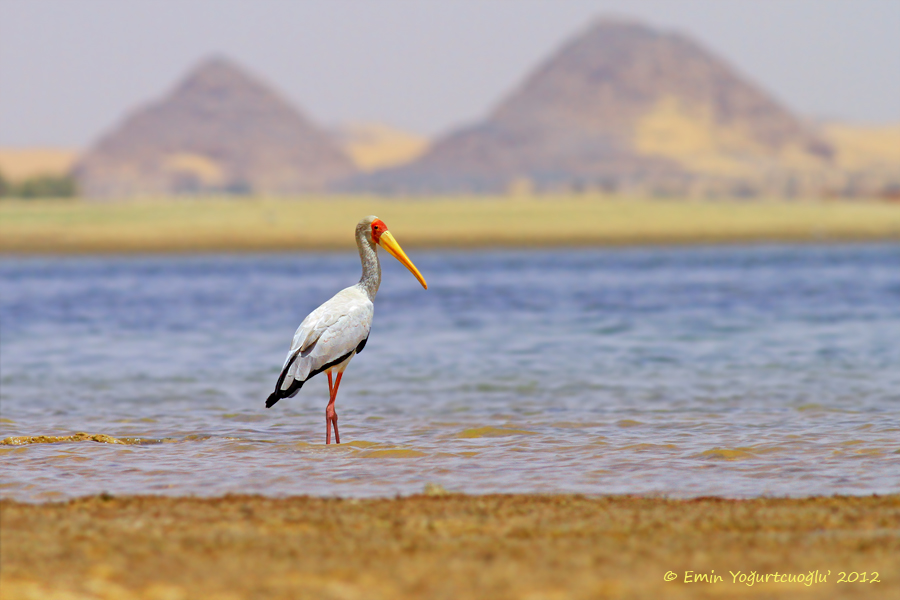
{"left": 344, "top": 20, "right": 838, "bottom": 196}
{"left": 74, "top": 58, "right": 356, "bottom": 198}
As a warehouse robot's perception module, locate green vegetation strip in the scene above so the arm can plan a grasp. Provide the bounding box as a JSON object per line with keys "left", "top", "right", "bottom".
{"left": 1, "top": 196, "right": 899, "bottom": 253}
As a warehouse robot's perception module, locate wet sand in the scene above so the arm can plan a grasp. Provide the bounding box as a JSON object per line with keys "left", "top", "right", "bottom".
{"left": 2, "top": 494, "right": 897, "bottom": 599}
{"left": 2, "top": 196, "right": 899, "bottom": 253}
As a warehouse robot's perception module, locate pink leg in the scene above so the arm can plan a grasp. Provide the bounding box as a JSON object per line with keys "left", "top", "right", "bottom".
{"left": 325, "top": 372, "right": 343, "bottom": 445}
{"left": 325, "top": 372, "right": 334, "bottom": 444}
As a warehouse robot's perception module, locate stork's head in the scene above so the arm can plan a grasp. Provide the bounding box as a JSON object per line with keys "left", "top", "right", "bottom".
{"left": 359, "top": 215, "right": 428, "bottom": 289}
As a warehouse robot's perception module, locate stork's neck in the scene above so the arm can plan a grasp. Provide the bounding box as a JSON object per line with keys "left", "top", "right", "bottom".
{"left": 357, "top": 227, "right": 381, "bottom": 301}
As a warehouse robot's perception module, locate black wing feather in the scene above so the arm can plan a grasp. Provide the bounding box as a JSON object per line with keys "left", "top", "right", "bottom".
{"left": 265, "top": 347, "right": 358, "bottom": 409}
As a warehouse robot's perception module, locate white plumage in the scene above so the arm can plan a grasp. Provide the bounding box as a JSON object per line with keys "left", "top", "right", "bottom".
{"left": 265, "top": 215, "right": 427, "bottom": 444}
{"left": 274, "top": 286, "right": 373, "bottom": 398}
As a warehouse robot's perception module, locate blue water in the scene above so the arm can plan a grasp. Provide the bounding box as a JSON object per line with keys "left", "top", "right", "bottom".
{"left": 1, "top": 244, "right": 899, "bottom": 500}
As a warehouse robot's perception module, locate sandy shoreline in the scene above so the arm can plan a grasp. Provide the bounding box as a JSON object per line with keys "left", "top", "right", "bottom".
{"left": 2, "top": 196, "right": 899, "bottom": 254}
{"left": 2, "top": 494, "right": 897, "bottom": 599}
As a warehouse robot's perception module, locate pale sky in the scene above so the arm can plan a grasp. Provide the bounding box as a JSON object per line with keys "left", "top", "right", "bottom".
{"left": 1, "top": 0, "right": 899, "bottom": 148}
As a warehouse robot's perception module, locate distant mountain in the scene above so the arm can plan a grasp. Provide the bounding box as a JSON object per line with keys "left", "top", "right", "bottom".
{"left": 344, "top": 19, "right": 836, "bottom": 196}
{"left": 75, "top": 58, "right": 356, "bottom": 198}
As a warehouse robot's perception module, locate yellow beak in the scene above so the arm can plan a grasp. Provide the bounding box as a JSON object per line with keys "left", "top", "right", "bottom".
{"left": 378, "top": 231, "right": 428, "bottom": 289}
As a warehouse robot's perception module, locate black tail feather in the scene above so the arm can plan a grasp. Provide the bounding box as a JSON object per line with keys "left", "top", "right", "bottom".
{"left": 265, "top": 378, "right": 303, "bottom": 408}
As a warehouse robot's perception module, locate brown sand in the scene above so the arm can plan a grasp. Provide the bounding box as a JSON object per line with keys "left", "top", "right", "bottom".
{"left": 2, "top": 197, "right": 899, "bottom": 254}
{"left": 1, "top": 494, "right": 897, "bottom": 599}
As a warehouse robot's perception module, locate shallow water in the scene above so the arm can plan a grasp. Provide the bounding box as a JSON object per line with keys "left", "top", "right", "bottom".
{"left": 1, "top": 244, "right": 899, "bottom": 501}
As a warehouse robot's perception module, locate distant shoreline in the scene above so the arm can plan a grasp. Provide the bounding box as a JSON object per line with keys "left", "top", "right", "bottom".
{"left": 1, "top": 196, "right": 899, "bottom": 255}
{"left": 2, "top": 494, "right": 897, "bottom": 599}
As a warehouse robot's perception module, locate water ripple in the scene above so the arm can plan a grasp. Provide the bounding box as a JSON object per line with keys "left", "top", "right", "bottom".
{"left": 1, "top": 244, "right": 899, "bottom": 500}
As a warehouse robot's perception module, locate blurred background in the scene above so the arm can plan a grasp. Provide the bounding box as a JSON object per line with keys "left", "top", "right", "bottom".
{"left": 1, "top": 0, "right": 899, "bottom": 199}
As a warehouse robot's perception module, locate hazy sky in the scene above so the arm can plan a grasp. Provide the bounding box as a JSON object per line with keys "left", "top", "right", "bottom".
{"left": 2, "top": 0, "right": 899, "bottom": 147}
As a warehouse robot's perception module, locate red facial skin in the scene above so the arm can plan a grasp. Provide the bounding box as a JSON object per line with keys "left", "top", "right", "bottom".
{"left": 371, "top": 219, "right": 388, "bottom": 244}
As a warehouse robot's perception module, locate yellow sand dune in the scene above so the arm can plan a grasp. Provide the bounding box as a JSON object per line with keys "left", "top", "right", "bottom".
{"left": 337, "top": 122, "right": 429, "bottom": 171}
{"left": 823, "top": 123, "right": 900, "bottom": 171}
{"left": 635, "top": 99, "right": 900, "bottom": 180}
{"left": 635, "top": 96, "right": 826, "bottom": 175}
{"left": 0, "top": 148, "right": 80, "bottom": 181}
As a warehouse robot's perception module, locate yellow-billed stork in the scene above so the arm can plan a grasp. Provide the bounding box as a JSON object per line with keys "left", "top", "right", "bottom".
{"left": 265, "top": 216, "right": 428, "bottom": 444}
